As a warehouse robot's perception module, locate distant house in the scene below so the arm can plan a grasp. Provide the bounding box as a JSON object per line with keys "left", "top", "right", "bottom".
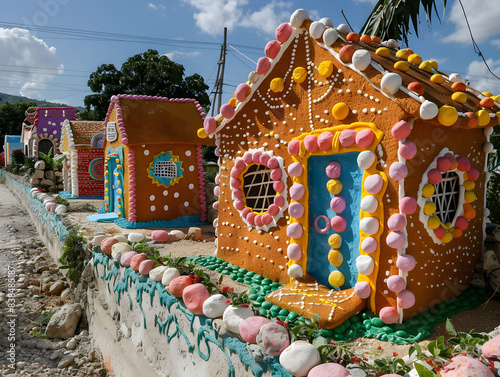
{"left": 203, "top": 9, "right": 500, "bottom": 328}
{"left": 94, "top": 94, "right": 214, "bottom": 228}
{"left": 3, "top": 135, "right": 24, "bottom": 166}
{"left": 22, "top": 107, "right": 78, "bottom": 157}
{"left": 60, "top": 120, "right": 105, "bottom": 198}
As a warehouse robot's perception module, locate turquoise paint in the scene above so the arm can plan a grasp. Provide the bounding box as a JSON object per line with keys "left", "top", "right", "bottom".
{"left": 105, "top": 146, "right": 124, "bottom": 216}
{"left": 307, "top": 152, "right": 363, "bottom": 289}
{"left": 148, "top": 151, "right": 184, "bottom": 187}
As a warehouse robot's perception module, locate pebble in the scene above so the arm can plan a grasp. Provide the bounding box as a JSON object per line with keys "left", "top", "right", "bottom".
{"left": 161, "top": 267, "right": 180, "bottom": 287}
{"left": 279, "top": 341, "right": 321, "bottom": 377}
{"left": 168, "top": 276, "right": 193, "bottom": 297}
{"left": 256, "top": 322, "right": 289, "bottom": 356}
{"left": 222, "top": 305, "right": 254, "bottom": 334}
{"left": 149, "top": 266, "right": 168, "bottom": 282}
{"left": 128, "top": 232, "right": 145, "bottom": 243}
{"left": 113, "top": 235, "right": 129, "bottom": 243}
{"left": 202, "top": 294, "right": 230, "bottom": 319}
{"left": 169, "top": 230, "right": 185, "bottom": 240}
{"left": 151, "top": 230, "right": 169, "bottom": 242}
{"left": 240, "top": 316, "right": 272, "bottom": 343}
{"left": 308, "top": 363, "right": 350, "bottom": 377}
{"left": 182, "top": 283, "right": 210, "bottom": 315}
{"left": 111, "top": 242, "right": 132, "bottom": 259}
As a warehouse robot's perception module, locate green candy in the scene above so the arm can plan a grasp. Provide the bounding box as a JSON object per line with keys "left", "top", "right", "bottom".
{"left": 278, "top": 309, "right": 289, "bottom": 316}
{"left": 261, "top": 301, "right": 272, "bottom": 309}
{"left": 371, "top": 317, "right": 384, "bottom": 327}
{"left": 287, "top": 312, "right": 298, "bottom": 321}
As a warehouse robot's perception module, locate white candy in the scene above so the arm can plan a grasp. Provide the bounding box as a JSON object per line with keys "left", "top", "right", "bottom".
{"left": 161, "top": 268, "right": 180, "bottom": 287}
{"left": 381, "top": 73, "right": 402, "bottom": 95}
{"left": 484, "top": 142, "right": 494, "bottom": 153}
{"left": 361, "top": 195, "right": 379, "bottom": 213}
{"left": 128, "top": 232, "right": 145, "bottom": 243}
{"left": 279, "top": 341, "right": 321, "bottom": 376}
{"left": 288, "top": 264, "right": 304, "bottom": 278}
{"left": 169, "top": 230, "right": 185, "bottom": 240}
{"left": 149, "top": 266, "right": 167, "bottom": 282}
{"left": 290, "top": 9, "right": 309, "bottom": 28}
{"left": 357, "top": 150, "right": 376, "bottom": 169}
{"left": 356, "top": 255, "right": 375, "bottom": 275}
{"left": 248, "top": 71, "right": 259, "bottom": 83}
{"left": 448, "top": 73, "right": 463, "bottom": 83}
{"left": 336, "top": 23, "right": 351, "bottom": 33}
{"left": 309, "top": 21, "right": 326, "bottom": 39}
{"left": 203, "top": 294, "right": 230, "bottom": 319}
{"left": 319, "top": 17, "right": 334, "bottom": 28}
{"left": 484, "top": 127, "right": 494, "bottom": 137}
{"left": 360, "top": 217, "right": 380, "bottom": 235}
{"left": 420, "top": 100, "right": 439, "bottom": 120}
{"left": 382, "top": 39, "right": 399, "bottom": 49}
{"left": 322, "top": 28, "right": 339, "bottom": 46}
{"left": 222, "top": 305, "right": 253, "bottom": 334}
{"left": 352, "top": 49, "right": 372, "bottom": 71}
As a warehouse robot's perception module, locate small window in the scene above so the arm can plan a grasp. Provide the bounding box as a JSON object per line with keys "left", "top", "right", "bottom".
{"left": 243, "top": 164, "right": 276, "bottom": 212}
{"left": 154, "top": 161, "right": 177, "bottom": 178}
{"left": 430, "top": 171, "right": 460, "bottom": 224}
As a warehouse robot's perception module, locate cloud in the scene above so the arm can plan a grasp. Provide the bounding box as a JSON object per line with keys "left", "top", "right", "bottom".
{"left": 240, "top": 1, "right": 292, "bottom": 35}
{"left": 442, "top": 0, "right": 500, "bottom": 45}
{"left": 148, "top": 3, "right": 166, "bottom": 10}
{"left": 352, "top": 0, "right": 377, "bottom": 4}
{"left": 466, "top": 58, "right": 500, "bottom": 94}
{"left": 0, "top": 28, "right": 63, "bottom": 98}
{"left": 164, "top": 51, "right": 202, "bottom": 60}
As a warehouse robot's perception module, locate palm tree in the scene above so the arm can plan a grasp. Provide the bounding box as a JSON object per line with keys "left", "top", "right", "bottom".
{"left": 360, "top": 0, "right": 448, "bottom": 45}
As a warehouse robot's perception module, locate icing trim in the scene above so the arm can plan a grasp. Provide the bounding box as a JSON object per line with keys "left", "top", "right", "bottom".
{"left": 196, "top": 145, "right": 208, "bottom": 222}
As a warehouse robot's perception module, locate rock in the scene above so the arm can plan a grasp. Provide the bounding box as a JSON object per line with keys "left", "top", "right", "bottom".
{"left": 100, "top": 237, "right": 119, "bottom": 254}
{"left": 41, "top": 178, "right": 54, "bottom": 187}
{"left": 170, "top": 230, "right": 185, "bottom": 240}
{"left": 91, "top": 235, "right": 107, "bottom": 247}
{"left": 46, "top": 303, "right": 82, "bottom": 340}
{"left": 440, "top": 355, "right": 494, "bottom": 376}
{"left": 128, "top": 232, "right": 145, "bottom": 243}
{"left": 31, "top": 177, "right": 41, "bottom": 186}
{"left": 188, "top": 227, "right": 202, "bottom": 241}
{"left": 138, "top": 259, "right": 155, "bottom": 275}
{"left": 168, "top": 276, "right": 193, "bottom": 297}
{"left": 55, "top": 204, "right": 67, "bottom": 215}
{"left": 32, "top": 169, "right": 44, "bottom": 179}
{"left": 60, "top": 288, "right": 73, "bottom": 301}
{"left": 57, "top": 354, "right": 75, "bottom": 368}
{"left": 114, "top": 235, "right": 129, "bottom": 243}
{"left": 111, "top": 242, "right": 132, "bottom": 259}
{"left": 149, "top": 266, "right": 168, "bottom": 282}
{"left": 279, "top": 341, "right": 321, "bottom": 377}
{"left": 130, "top": 253, "right": 147, "bottom": 271}
{"left": 66, "top": 337, "right": 78, "bottom": 350}
{"left": 222, "top": 305, "right": 254, "bottom": 334}
{"left": 203, "top": 294, "right": 230, "bottom": 319}
{"left": 308, "top": 363, "right": 350, "bottom": 377}
{"left": 256, "top": 322, "right": 289, "bottom": 356}
{"left": 120, "top": 251, "right": 137, "bottom": 267}
{"left": 151, "top": 230, "right": 169, "bottom": 242}
{"left": 35, "top": 160, "right": 45, "bottom": 170}
{"left": 48, "top": 281, "right": 65, "bottom": 296}
{"left": 483, "top": 335, "right": 500, "bottom": 360}
{"left": 240, "top": 316, "right": 272, "bottom": 344}
{"left": 161, "top": 268, "right": 180, "bottom": 287}
{"left": 182, "top": 283, "right": 210, "bottom": 315}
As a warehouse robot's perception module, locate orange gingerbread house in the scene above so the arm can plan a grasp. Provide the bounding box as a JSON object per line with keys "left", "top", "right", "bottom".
{"left": 201, "top": 9, "right": 500, "bottom": 328}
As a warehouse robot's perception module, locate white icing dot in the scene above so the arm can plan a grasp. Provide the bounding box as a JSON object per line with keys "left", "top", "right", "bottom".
{"left": 189, "top": 165, "right": 195, "bottom": 172}
{"left": 185, "top": 150, "right": 192, "bottom": 156}
{"left": 163, "top": 190, "right": 168, "bottom": 196}
{"left": 184, "top": 201, "right": 189, "bottom": 207}
{"left": 144, "top": 150, "right": 150, "bottom": 156}
{"left": 164, "top": 205, "right": 169, "bottom": 211}
{"left": 150, "top": 195, "right": 155, "bottom": 201}
{"left": 189, "top": 184, "right": 194, "bottom": 190}
{"left": 174, "top": 192, "right": 180, "bottom": 198}
{"left": 150, "top": 205, "right": 156, "bottom": 211}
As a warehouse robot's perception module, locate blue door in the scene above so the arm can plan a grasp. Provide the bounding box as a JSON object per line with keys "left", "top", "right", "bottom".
{"left": 307, "top": 152, "right": 363, "bottom": 289}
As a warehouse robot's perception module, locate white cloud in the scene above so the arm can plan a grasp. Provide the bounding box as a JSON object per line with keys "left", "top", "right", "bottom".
{"left": 164, "top": 51, "right": 202, "bottom": 60}
{"left": 442, "top": 0, "right": 500, "bottom": 45}
{"left": 0, "top": 28, "right": 63, "bottom": 98}
{"left": 353, "top": 0, "right": 377, "bottom": 4}
{"left": 492, "top": 39, "right": 500, "bottom": 49}
{"left": 240, "top": 1, "right": 292, "bottom": 35}
{"left": 466, "top": 58, "right": 500, "bottom": 94}
{"left": 307, "top": 10, "right": 321, "bottom": 22}
{"left": 148, "top": 3, "right": 166, "bottom": 10}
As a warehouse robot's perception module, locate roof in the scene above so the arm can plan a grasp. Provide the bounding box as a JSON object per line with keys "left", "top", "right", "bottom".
{"left": 205, "top": 9, "right": 500, "bottom": 136}
{"left": 61, "top": 120, "right": 104, "bottom": 150}
{"left": 24, "top": 107, "right": 78, "bottom": 131}
{"left": 104, "top": 94, "right": 214, "bottom": 146}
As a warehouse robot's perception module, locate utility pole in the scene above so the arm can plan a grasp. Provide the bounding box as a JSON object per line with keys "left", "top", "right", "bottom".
{"left": 210, "top": 27, "right": 227, "bottom": 116}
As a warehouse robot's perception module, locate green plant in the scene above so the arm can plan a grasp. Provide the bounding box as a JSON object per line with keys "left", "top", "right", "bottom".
{"left": 39, "top": 147, "right": 66, "bottom": 192}
{"left": 217, "top": 275, "right": 251, "bottom": 307}
{"left": 29, "top": 310, "right": 55, "bottom": 339}
{"left": 55, "top": 195, "right": 70, "bottom": 207}
{"left": 12, "top": 148, "right": 24, "bottom": 165}
{"left": 59, "top": 225, "right": 88, "bottom": 285}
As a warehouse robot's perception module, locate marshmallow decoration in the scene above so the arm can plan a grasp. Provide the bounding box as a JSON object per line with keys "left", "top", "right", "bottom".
{"left": 309, "top": 21, "right": 326, "bottom": 39}
{"left": 323, "top": 28, "right": 339, "bottom": 46}
{"left": 290, "top": 8, "right": 309, "bottom": 28}
{"left": 420, "top": 100, "right": 439, "bottom": 120}
{"left": 352, "top": 50, "right": 372, "bottom": 71}
{"left": 381, "top": 73, "right": 402, "bottom": 95}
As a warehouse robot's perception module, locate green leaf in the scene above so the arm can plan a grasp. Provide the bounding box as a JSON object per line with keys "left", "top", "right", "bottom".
{"left": 446, "top": 318, "right": 457, "bottom": 336}
{"left": 414, "top": 363, "right": 435, "bottom": 377}
{"left": 312, "top": 336, "right": 328, "bottom": 347}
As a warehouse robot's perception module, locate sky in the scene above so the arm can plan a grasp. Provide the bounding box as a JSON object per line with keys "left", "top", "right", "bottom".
{"left": 0, "top": 0, "right": 500, "bottom": 112}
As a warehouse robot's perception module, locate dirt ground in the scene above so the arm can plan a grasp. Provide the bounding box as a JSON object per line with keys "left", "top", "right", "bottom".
{"left": 63, "top": 198, "right": 500, "bottom": 360}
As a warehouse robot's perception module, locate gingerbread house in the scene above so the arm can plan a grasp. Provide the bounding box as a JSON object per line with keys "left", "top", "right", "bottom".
{"left": 60, "top": 120, "right": 105, "bottom": 198}
{"left": 22, "top": 107, "right": 78, "bottom": 157}
{"left": 3, "top": 135, "right": 24, "bottom": 166}
{"left": 97, "top": 94, "right": 214, "bottom": 228}
{"left": 202, "top": 9, "right": 500, "bottom": 328}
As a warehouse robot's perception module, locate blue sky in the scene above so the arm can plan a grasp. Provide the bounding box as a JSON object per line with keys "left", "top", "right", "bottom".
{"left": 0, "top": 0, "right": 499, "bottom": 111}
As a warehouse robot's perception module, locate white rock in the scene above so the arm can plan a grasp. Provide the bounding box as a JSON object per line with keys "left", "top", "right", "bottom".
{"left": 381, "top": 72, "right": 402, "bottom": 95}
{"left": 360, "top": 195, "right": 378, "bottom": 213}
{"left": 322, "top": 28, "right": 339, "bottom": 46}
{"left": 319, "top": 17, "right": 334, "bottom": 28}
{"left": 44, "top": 197, "right": 56, "bottom": 204}
{"left": 113, "top": 235, "right": 129, "bottom": 243}
{"left": 357, "top": 150, "right": 376, "bottom": 169}
{"left": 91, "top": 235, "right": 107, "bottom": 247}
{"left": 448, "top": 73, "right": 463, "bottom": 83}
{"left": 336, "top": 23, "right": 351, "bottom": 33}
{"left": 279, "top": 341, "right": 321, "bottom": 377}
{"left": 309, "top": 21, "right": 326, "bottom": 39}
{"left": 382, "top": 39, "right": 399, "bottom": 49}
{"left": 287, "top": 264, "right": 303, "bottom": 279}
{"left": 34, "top": 160, "right": 45, "bottom": 170}
{"left": 290, "top": 9, "right": 309, "bottom": 28}
{"left": 55, "top": 205, "right": 67, "bottom": 215}
{"left": 213, "top": 218, "right": 218, "bottom": 228}
{"left": 360, "top": 217, "right": 379, "bottom": 235}
{"left": 169, "top": 230, "right": 185, "bottom": 240}
{"left": 32, "top": 169, "right": 44, "bottom": 179}
{"left": 161, "top": 268, "right": 180, "bottom": 287}
{"left": 128, "top": 232, "right": 145, "bottom": 243}
{"left": 111, "top": 242, "right": 132, "bottom": 259}
{"left": 203, "top": 294, "right": 230, "bottom": 319}
{"left": 352, "top": 49, "right": 372, "bottom": 71}
{"left": 222, "top": 305, "right": 254, "bottom": 334}
{"left": 149, "top": 266, "right": 168, "bottom": 282}
{"left": 38, "top": 193, "right": 48, "bottom": 202}
{"left": 356, "top": 255, "right": 375, "bottom": 275}
{"left": 420, "top": 100, "right": 439, "bottom": 120}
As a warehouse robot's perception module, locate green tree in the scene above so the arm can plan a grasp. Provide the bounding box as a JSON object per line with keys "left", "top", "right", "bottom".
{"left": 81, "top": 50, "right": 210, "bottom": 120}
{"left": 361, "top": 0, "right": 448, "bottom": 45}
{"left": 0, "top": 101, "right": 36, "bottom": 152}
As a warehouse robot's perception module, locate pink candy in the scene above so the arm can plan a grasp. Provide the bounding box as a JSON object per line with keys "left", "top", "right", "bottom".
{"left": 318, "top": 132, "right": 334, "bottom": 151}
{"left": 379, "top": 306, "right": 399, "bottom": 324}
{"left": 275, "top": 22, "right": 292, "bottom": 43}
{"left": 391, "top": 120, "right": 411, "bottom": 140}
{"left": 304, "top": 135, "right": 319, "bottom": 153}
{"left": 355, "top": 128, "right": 375, "bottom": 148}
{"left": 264, "top": 40, "right": 281, "bottom": 59}
{"left": 339, "top": 129, "right": 357, "bottom": 147}
{"left": 399, "top": 197, "right": 417, "bottom": 214}
{"left": 387, "top": 213, "right": 406, "bottom": 231}
{"left": 325, "top": 161, "right": 341, "bottom": 179}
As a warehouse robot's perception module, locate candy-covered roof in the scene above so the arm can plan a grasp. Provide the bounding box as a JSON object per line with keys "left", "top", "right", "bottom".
{"left": 62, "top": 120, "right": 104, "bottom": 149}
{"left": 104, "top": 94, "right": 214, "bottom": 146}
{"left": 203, "top": 9, "right": 500, "bottom": 136}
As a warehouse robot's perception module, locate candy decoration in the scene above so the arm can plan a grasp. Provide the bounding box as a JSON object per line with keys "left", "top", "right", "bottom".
{"left": 332, "top": 102, "right": 350, "bottom": 120}
{"left": 309, "top": 21, "right": 326, "bottom": 39}
{"left": 391, "top": 120, "right": 411, "bottom": 140}
{"left": 265, "top": 40, "right": 281, "bottom": 59}
{"left": 275, "top": 23, "right": 292, "bottom": 43}
{"left": 381, "top": 73, "right": 402, "bottom": 95}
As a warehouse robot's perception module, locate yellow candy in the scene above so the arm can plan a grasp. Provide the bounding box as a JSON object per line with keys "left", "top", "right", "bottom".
{"left": 229, "top": 97, "right": 237, "bottom": 107}
{"left": 476, "top": 109, "right": 490, "bottom": 126}
{"left": 497, "top": 111, "right": 500, "bottom": 125}
{"left": 116, "top": 158, "right": 120, "bottom": 163}
{"left": 407, "top": 54, "right": 422, "bottom": 65}
{"left": 270, "top": 77, "right": 284, "bottom": 92}
{"left": 463, "top": 180, "right": 475, "bottom": 191}
{"left": 483, "top": 92, "right": 493, "bottom": 97}
{"left": 104, "top": 196, "right": 109, "bottom": 201}
{"left": 104, "top": 171, "right": 108, "bottom": 176}
{"left": 328, "top": 270, "right": 345, "bottom": 287}
{"left": 376, "top": 47, "right": 390, "bottom": 57}
{"left": 396, "top": 49, "right": 412, "bottom": 59}
{"left": 422, "top": 184, "right": 435, "bottom": 198}
{"left": 328, "top": 250, "right": 344, "bottom": 267}
{"left": 431, "top": 74, "right": 445, "bottom": 84}
{"left": 429, "top": 60, "right": 438, "bottom": 70}
{"left": 328, "top": 234, "right": 343, "bottom": 249}
{"left": 105, "top": 188, "right": 108, "bottom": 192}
{"left": 394, "top": 61, "right": 409, "bottom": 72}
{"left": 293, "top": 67, "right": 307, "bottom": 83}
{"left": 424, "top": 201, "right": 437, "bottom": 216}
{"left": 428, "top": 215, "right": 441, "bottom": 229}
{"left": 327, "top": 179, "right": 343, "bottom": 195}
{"left": 332, "top": 102, "right": 350, "bottom": 120}
{"left": 419, "top": 61, "right": 433, "bottom": 73}
{"left": 441, "top": 232, "right": 453, "bottom": 244}
{"left": 451, "top": 92, "right": 467, "bottom": 104}
{"left": 318, "top": 61, "right": 334, "bottom": 77}
{"left": 464, "top": 191, "right": 476, "bottom": 203}
{"left": 197, "top": 128, "right": 209, "bottom": 138}
{"left": 492, "top": 95, "right": 500, "bottom": 103}
{"left": 117, "top": 212, "right": 121, "bottom": 216}
{"left": 438, "top": 105, "right": 458, "bottom": 126}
